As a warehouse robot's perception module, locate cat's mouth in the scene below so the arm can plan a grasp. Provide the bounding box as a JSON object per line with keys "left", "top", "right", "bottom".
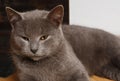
{"left": 18, "top": 53, "right": 47, "bottom": 62}
{"left": 30, "top": 55, "right": 46, "bottom": 61}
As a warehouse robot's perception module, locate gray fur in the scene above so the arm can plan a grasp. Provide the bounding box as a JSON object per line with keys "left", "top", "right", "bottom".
{"left": 6, "top": 5, "right": 120, "bottom": 81}
{"left": 6, "top": 6, "right": 89, "bottom": 81}
{"left": 21, "top": 10, "right": 49, "bottom": 20}
{"left": 63, "top": 25, "right": 120, "bottom": 80}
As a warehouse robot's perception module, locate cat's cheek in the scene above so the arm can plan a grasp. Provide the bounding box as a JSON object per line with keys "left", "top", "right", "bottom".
{"left": 37, "top": 45, "right": 47, "bottom": 56}
{"left": 37, "top": 42, "right": 52, "bottom": 57}
{"left": 14, "top": 37, "right": 29, "bottom": 51}
{"left": 21, "top": 41, "right": 30, "bottom": 53}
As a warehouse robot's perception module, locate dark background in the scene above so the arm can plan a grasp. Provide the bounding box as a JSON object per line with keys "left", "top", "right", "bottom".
{"left": 0, "top": 0, "right": 69, "bottom": 77}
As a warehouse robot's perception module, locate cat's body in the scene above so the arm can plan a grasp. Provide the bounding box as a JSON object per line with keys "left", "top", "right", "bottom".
{"left": 6, "top": 6, "right": 89, "bottom": 81}
{"left": 63, "top": 25, "right": 120, "bottom": 76}
{"left": 6, "top": 5, "right": 120, "bottom": 81}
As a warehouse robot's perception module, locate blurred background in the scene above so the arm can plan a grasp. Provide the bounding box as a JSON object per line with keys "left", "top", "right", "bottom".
{"left": 70, "top": 0, "right": 120, "bottom": 35}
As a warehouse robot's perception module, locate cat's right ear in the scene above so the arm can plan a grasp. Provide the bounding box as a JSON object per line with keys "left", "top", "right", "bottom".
{"left": 6, "top": 7, "right": 22, "bottom": 24}
{"left": 47, "top": 5, "right": 64, "bottom": 27}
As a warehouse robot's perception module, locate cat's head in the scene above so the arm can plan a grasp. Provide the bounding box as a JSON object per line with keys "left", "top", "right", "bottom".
{"left": 6, "top": 5, "right": 64, "bottom": 61}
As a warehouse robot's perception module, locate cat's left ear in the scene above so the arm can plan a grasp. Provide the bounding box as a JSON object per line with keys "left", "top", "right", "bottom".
{"left": 47, "top": 5, "right": 64, "bottom": 26}
{"left": 6, "top": 7, "right": 22, "bottom": 24}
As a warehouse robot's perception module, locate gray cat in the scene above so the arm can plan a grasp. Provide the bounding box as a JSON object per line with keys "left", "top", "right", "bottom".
{"left": 6, "top": 5, "right": 90, "bottom": 81}
{"left": 6, "top": 5, "right": 120, "bottom": 81}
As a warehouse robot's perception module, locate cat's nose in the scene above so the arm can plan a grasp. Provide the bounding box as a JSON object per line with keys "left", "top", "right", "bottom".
{"left": 30, "top": 49, "right": 38, "bottom": 54}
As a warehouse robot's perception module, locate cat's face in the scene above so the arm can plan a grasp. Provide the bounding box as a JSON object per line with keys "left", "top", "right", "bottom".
{"left": 6, "top": 5, "right": 64, "bottom": 61}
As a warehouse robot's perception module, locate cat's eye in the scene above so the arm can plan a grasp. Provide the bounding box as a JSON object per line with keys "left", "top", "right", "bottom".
{"left": 40, "top": 35, "right": 49, "bottom": 40}
{"left": 21, "top": 36, "right": 29, "bottom": 41}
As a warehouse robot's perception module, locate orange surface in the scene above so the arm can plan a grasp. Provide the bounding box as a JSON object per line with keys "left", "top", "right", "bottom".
{"left": 0, "top": 74, "right": 114, "bottom": 81}
{"left": 0, "top": 73, "right": 17, "bottom": 81}
{"left": 90, "top": 75, "right": 113, "bottom": 81}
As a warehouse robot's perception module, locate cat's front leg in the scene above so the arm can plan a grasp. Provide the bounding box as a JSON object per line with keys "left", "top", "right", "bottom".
{"left": 96, "top": 62, "right": 120, "bottom": 81}
{"left": 18, "top": 74, "right": 37, "bottom": 81}
{"left": 69, "top": 71, "right": 90, "bottom": 81}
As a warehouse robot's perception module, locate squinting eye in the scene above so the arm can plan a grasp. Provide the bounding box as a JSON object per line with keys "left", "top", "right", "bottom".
{"left": 21, "top": 36, "right": 29, "bottom": 41}
{"left": 40, "top": 35, "right": 48, "bottom": 40}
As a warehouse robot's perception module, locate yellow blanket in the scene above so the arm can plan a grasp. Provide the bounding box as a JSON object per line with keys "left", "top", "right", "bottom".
{"left": 0, "top": 74, "right": 113, "bottom": 81}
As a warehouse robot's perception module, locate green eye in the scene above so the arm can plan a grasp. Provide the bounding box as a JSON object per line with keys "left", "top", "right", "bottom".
{"left": 21, "top": 36, "right": 29, "bottom": 41}
{"left": 40, "top": 35, "right": 48, "bottom": 40}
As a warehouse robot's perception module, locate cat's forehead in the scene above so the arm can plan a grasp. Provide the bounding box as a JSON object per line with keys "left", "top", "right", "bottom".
{"left": 19, "top": 10, "right": 53, "bottom": 31}
{"left": 14, "top": 10, "right": 56, "bottom": 36}
{"left": 22, "top": 10, "right": 49, "bottom": 19}
{"left": 15, "top": 18, "right": 55, "bottom": 37}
